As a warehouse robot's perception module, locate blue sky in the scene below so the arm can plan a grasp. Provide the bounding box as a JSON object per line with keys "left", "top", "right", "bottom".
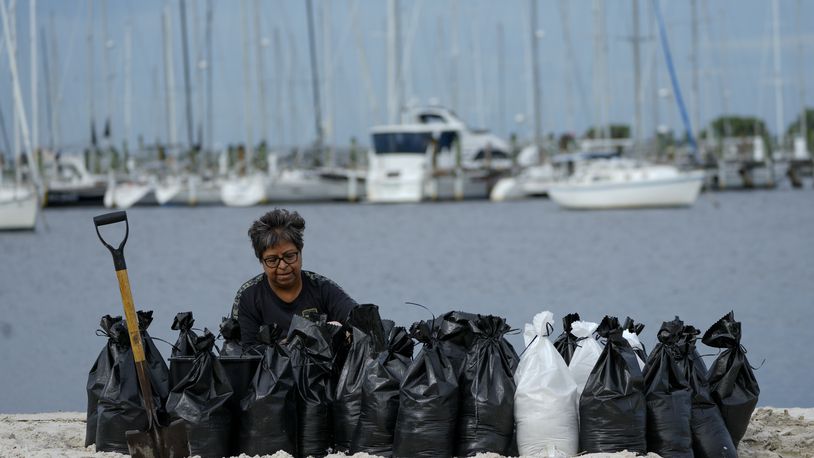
{"left": 1, "top": 0, "right": 812, "bottom": 155}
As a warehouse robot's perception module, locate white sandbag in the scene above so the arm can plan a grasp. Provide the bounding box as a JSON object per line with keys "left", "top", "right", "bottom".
{"left": 568, "top": 320, "right": 604, "bottom": 395}
{"left": 514, "top": 311, "right": 579, "bottom": 457}
{"left": 623, "top": 329, "right": 646, "bottom": 371}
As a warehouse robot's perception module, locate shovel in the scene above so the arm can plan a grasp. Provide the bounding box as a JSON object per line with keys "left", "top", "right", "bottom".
{"left": 93, "top": 211, "right": 190, "bottom": 458}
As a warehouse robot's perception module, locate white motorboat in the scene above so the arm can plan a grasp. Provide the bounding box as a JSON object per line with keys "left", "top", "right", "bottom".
{"left": 547, "top": 159, "right": 704, "bottom": 210}
{"left": 0, "top": 184, "right": 37, "bottom": 230}
{"left": 366, "top": 111, "right": 512, "bottom": 203}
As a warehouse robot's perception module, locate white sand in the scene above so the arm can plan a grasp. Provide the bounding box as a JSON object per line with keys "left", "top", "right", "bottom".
{"left": 1, "top": 408, "right": 812, "bottom": 457}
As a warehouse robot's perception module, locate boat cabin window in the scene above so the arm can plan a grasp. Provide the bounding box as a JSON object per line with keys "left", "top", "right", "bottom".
{"left": 474, "top": 149, "right": 509, "bottom": 160}
{"left": 372, "top": 132, "right": 432, "bottom": 154}
{"left": 418, "top": 114, "right": 446, "bottom": 124}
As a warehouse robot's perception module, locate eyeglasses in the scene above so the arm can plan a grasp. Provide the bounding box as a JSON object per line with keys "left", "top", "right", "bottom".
{"left": 262, "top": 250, "right": 299, "bottom": 268}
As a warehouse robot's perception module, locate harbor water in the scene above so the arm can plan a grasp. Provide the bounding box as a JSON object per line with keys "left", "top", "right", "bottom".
{"left": 1, "top": 189, "right": 813, "bottom": 413}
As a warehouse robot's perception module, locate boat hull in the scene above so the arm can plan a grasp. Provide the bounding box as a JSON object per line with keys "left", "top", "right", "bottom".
{"left": 0, "top": 187, "right": 37, "bottom": 230}
{"left": 548, "top": 172, "right": 704, "bottom": 209}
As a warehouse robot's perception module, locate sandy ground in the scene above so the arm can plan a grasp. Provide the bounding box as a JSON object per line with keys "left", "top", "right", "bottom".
{"left": 0, "top": 408, "right": 811, "bottom": 457}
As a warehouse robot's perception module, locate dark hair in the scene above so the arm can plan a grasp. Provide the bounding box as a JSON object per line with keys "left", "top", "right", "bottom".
{"left": 248, "top": 209, "right": 306, "bottom": 260}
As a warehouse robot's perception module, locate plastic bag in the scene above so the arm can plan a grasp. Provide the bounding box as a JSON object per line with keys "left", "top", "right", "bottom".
{"left": 567, "top": 320, "right": 603, "bottom": 394}
{"left": 623, "top": 329, "right": 646, "bottom": 371}
{"left": 578, "top": 316, "right": 646, "bottom": 454}
{"left": 351, "top": 321, "right": 414, "bottom": 456}
{"left": 623, "top": 316, "right": 648, "bottom": 361}
{"left": 553, "top": 312, "right": 581, "bottom": 365}
{"left": 434, "top": 310, "right": 480, "bottom": 376}
{"left": 170, "top": 311, "right": 198, "bottom": 357}
{"left": 239, "top": 324, "right": 297, "bottom": 456}
{"left": 85, "top": 315, "right": 122, "bottom": 447}
{"left": 393, "top": 319, "right": 459, "bottom": 458}
{"left": 218, "top": 317, "right": 244, "bottom": 356}
{"left": 333, "top": 304, "right": 386, "bottom": 452}
{"left": 166, "top": 330, "right": 233, "bottom": 458}
{"left": 286, "top": 314, "right": 341, "bottom": 458}
{"left": 643, "top": 318, "right": 692, "bottom": 457}
{"left": 515, "top": 311, "right": 579, "bottom": 457}
{"left": 680, "top": 325, "right": 737, "bottom": 457}
{"left": 703, "top": 311, "right": 760, "bottom": 447}
{"left": 95, "top": 312, "right": 170, "bottom": 454}
{"left": 456, "top": 314, "right": 519, "bottom": 457}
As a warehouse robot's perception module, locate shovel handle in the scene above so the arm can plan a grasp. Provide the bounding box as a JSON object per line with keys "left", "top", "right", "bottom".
{"left": 93, "top": 211, "right": 129, "bottom": 271}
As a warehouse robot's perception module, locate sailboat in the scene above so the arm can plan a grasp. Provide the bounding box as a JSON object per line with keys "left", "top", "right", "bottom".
{"left": 548, "top": 0, "right": 704, "bottom": 210}
{"left": 1, "top": 0, "right": 40, "bottom": 230}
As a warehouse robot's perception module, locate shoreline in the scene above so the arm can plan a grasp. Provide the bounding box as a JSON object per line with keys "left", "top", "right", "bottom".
{"left": 1, "top": 407, "right": 811, "bottom": 457}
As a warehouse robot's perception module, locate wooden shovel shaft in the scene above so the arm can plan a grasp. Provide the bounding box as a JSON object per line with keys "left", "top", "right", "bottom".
{"left": 115, "top": 268, "right": 156, "bottom": 429}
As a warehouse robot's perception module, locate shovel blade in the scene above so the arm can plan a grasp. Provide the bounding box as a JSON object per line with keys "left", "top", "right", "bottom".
{"left": 125, "top": 419, "right": 190, "bottom": 458}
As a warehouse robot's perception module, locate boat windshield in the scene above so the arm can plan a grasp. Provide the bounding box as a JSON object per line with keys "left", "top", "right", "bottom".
{"left": 372, "top": 132, "right": 433, "bottom": 154}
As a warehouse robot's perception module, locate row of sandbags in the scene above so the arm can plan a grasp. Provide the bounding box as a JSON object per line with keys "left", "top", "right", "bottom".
{"left": 86, "top": 308, "right": 758, "bottom": 458}
{"left": 516, "top": 311, "right": 760, "bottom": 457}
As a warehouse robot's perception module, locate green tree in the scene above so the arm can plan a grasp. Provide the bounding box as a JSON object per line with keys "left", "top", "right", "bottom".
{"left": 708, "top": 115, "right": 768, "bottom": 138}
{"left": 584, "top": 124, "right": 631, "bottom": 139}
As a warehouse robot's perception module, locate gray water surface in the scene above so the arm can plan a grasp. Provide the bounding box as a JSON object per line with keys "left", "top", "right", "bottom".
{"left": 1, "top": 190, "right": 812, "bottom": 412}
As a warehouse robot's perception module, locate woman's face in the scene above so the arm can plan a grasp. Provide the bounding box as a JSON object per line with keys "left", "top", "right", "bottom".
{"left": 260, "top": 241, "right": 302, "bottom": 289}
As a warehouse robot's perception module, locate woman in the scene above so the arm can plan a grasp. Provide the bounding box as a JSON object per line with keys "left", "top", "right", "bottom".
{"left": 230, "top": 208, "right": 358, "bottom": 345}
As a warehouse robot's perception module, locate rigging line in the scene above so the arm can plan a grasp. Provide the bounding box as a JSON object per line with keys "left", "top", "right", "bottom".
{"left": 651, "top": 0, "right": 699, "bottom": 163}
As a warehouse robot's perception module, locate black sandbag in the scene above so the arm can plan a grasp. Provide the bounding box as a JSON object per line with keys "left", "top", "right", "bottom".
{"left": 579, "top": 315, "right": 647, "bottom": 454}
{"left": 553, "top": 312, "right": 581, "bottom": 365}
{"left": 624, "top": 316, "right": 648, "bottom": 361}
{"left": 333, "top": 304, "right": 386, "bottom": 452}
{"left": 95, "top": 313, "right": 169, "bottom": 454}
{"left": 287, "top": 314, "right": 342, "bottom": 458}
{"left": 702, "top": 311, "right": 760, "bottom": 448}
{"left": 434, "top": 310, "right": 479, "bottom": 375}
{"left": 239, "top": 324, "right": 298, "bottom": 456}
{"left": 171, "top": 311, "right": 198, "bottom": 357}
{"left": 166, "top": 330, "right": 233, "bottom": 458}
{"left": 644, "top": 317, "right": 692, "bottom": 457}
{"left": 218, "top": 317, "right": 244, "bottom": 356}
{"left": 85, "top": 315, "right": 123, "bottom": 447}
{"left": 351, "top": 321, "right": 414, "bottom": 456}
{"left": 680, "top": 325, "right": 737, "bottom": 458}
{"left": 138, "top": 310, "right": 171, "bottom": 414}
{"left": 393, "top": 319, "right": 459, "bottom": 458}
{"left": 456, "top": 314, "right": 518, "bottom": 457}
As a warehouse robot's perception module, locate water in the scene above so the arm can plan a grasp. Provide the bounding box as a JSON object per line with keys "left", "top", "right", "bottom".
{"left": 1, "top": 190, "right": 813, "bottom": 413}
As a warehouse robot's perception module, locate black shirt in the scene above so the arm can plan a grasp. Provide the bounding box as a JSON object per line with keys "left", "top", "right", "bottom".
{"left": 230, "top": 270, "right": 358, "bottom": 345}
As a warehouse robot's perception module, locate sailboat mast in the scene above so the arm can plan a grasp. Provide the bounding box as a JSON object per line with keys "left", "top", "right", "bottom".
{"left": 691, "top": 0, "right": 700, "bottom": 144}
{"left": 305, "top": 0, "right": 323, "bottom": 153}
{"left": 386, "top": 0, "right": 398, "bottom": 124}
{"left": 797, "top": 0, "right": 807, "bottom": 153}
{"left": 1, "top": 0, "right": 42, "bottom": 189}
{"left": 87, "top": 0, "right": 95, "bottom": 169}
{"left": 206, "top": 0, "right": 213, "bottom": 155}
{"left": 102, "top": 0, "right": 111, "bottom": 144}
{"left": 179, "top": 0, "right": 194, "bottom": 149}
{"left": 254, "top": 0, "right": 269, "bottom": 146}
{"left": 240, "top": 0, "right": 254, "bottom": 166}
{"left": 162, "top": 4, "right": 178, "bottom": 154}
{"left": 529, "top": 0, "right": 542, "bottom": 160}
{"left": 49, "top": 13, "right": 60, "bottom": 148}
{"left": 632, "top": 0, "right": 642, "bottom": 151}
{"left": 29, "top": 0, "right": 37, "bottom": 154}
{"left": 40, "top": 27, "right": 53, "bottom": 150}
{"left": 772, "top": 0, "right": 784, "bottom": 148}
{"left": 124, "top": 23, "right": 132, "bottom": 155}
